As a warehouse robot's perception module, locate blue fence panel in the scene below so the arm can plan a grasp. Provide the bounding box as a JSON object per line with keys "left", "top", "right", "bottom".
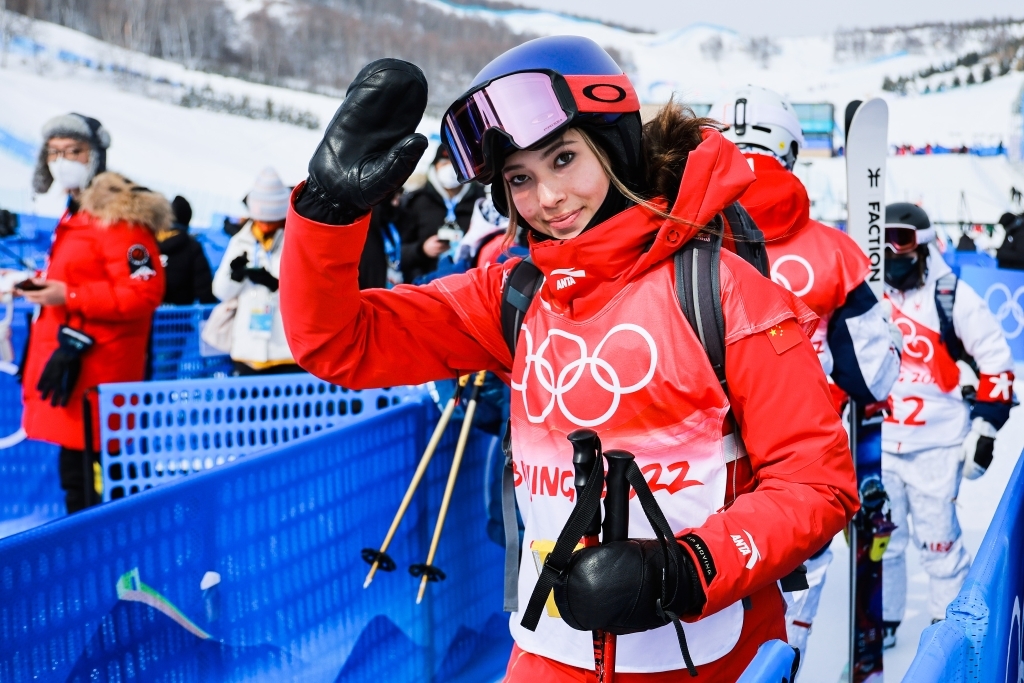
{"left": 96, "top": 376, "right": 425, "bottom": 501}
{"left": 148, "top": 305, "right": 233, "bottom": 380}
{"left": 959, "top": 265, "right": 1024, "bottom": 362}
{"left": 0, "top": 402, "right": 513, "bottom": 683}
{"left": 941, "top": 250, "right": 996, "bottom": 277}
{"left": 902, "top": 446, "right": 1024, "bottom": 682}
{"left": 0, "top": 302, "right": 62, "bottom": 528}
{"left": 735, "top": 639, "right": 797, "bottom": 682}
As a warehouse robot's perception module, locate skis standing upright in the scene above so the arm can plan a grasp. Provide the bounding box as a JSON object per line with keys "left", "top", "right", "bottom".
{"left": 844, "top": 98, "right": 890, "bottom": 683}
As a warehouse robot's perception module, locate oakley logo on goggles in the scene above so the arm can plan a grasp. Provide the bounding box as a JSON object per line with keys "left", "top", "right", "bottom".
{"left": 442, "top": 71, "right": 638, "bottom": 184}
{"left": 885, "top": 223, "right": 935, "bottom": 255}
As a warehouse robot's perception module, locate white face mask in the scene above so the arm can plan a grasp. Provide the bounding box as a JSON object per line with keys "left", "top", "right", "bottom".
{"left": 435, "top": 161, "right": 461, "bottom": 190}
{"left": 48, "top": 158, "right": 90, "bottom": 191}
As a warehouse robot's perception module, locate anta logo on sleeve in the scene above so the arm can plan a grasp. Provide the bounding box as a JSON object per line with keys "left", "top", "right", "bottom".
{"left": 731, "top": 531, "right": 761, "bottom": 569}
{"left": 550, "top": 268, "right": 585, "bottom": 290}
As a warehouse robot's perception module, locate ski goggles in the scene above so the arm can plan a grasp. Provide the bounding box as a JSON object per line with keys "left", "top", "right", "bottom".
{"left": 885, "top": 223, "right": 936, "bottom": 254}
{"left": 442, "top": 70, "right": 639, "bottom": 184}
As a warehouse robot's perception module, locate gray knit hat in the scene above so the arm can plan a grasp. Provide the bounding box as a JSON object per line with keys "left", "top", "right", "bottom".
{"left": 33, "top": 113, "right": 111, "bottom": 193}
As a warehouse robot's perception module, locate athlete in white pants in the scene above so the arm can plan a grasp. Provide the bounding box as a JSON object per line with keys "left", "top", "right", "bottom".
{"left": 881, "top": 203, "right": 1015, "bottom": 647}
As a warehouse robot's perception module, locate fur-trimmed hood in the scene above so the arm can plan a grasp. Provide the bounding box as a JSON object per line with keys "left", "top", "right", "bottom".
{"left": 79, "top": 172, "right": 171, "bottom": 232}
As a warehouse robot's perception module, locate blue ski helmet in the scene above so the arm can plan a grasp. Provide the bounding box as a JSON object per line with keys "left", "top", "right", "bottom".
{"left": 442, "top": 35, "right": 643, "bottom": 207}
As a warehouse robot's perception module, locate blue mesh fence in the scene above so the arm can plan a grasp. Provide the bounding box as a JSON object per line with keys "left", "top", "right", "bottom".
{"left": 0, "top": 302, "right": 62, "bottom": 530}
{"left": 902, "top": 445, "right": 1024, "bottom": 682}
{"left": 0, "top": 401, "right": 514, "bottom": 683}
{"left": 96, "top": 376, "right": 425, "bottom": 501}
{"left": 148, "top": 305, "right": 234, "bottom": 380}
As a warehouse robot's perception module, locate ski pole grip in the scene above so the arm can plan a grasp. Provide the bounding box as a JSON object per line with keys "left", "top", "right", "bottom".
{"left": 603, "top": 450, "right": 634, "bottom": 543}
{"left": 568, "top": 429, "right": 602, "bottom": 538}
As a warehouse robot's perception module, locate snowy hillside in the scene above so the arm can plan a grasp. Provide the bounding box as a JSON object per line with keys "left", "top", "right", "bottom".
{"left": 418, "top": 1, "right": 1024, "bottom": 150}
{"left": 0, "top": 15, "right": 446, "bottom": 224}
{"left": 1, "top": 9, "right": 1023, "bottom": 225}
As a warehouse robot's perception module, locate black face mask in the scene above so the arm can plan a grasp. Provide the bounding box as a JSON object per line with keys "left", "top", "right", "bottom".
{"left": 885, "top": 255, "right": 922, "bottom": 290}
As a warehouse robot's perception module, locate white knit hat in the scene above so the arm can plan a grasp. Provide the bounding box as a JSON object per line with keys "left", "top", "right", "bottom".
{"left": 246, "top": 167, "right": 290, "bottom": 222}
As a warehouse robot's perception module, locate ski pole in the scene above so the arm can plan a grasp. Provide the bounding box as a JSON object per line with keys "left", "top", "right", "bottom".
{"left": 362, "top": 374, "right": 469, "bottom": 589}
{"left": 568, "top": 429, "right": 610, "bottom": 681}
{"left": 601, "top": 449, "right": 635, "bottom": 683}
{"left": 412, "top": 370, "right": 487, "bottom": 604}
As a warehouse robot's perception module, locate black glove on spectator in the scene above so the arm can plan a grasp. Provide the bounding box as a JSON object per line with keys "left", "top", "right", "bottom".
{"left": 245, "top": 267, "right": 279, "bottom": 292}
{"left": 296, "top": 59, "right": 429, "bottom": 225}
{"left": 553, "top": 539, "right": 705, "bottom": 635}
{"left": 37, "top": 326, "right": 94, "bottom": 407}
{"left": 229, "top": 254, "right": 248, "bottom": 282}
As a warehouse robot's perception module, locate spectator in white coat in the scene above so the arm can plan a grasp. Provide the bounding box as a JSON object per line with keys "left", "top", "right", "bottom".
{"left": 212, "top": 168, "right": 299, "bottom": 375}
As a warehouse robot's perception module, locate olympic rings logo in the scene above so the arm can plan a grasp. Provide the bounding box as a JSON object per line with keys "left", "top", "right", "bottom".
{"left": 770, "top": 254, "right": 815, "bottom": 298}
{"left": 894, "top": 316, "right": 935, "bottom": 362}
{"left": 511, "top": 324, "right": 658, "bottom": 427}
{"left": 984, "top": 283, "right": 1024, "bottom": 340}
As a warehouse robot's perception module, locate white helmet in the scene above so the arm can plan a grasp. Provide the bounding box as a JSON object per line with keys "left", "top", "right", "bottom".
{"left": 711, "top": 86, "right": 805, "bottom": 170}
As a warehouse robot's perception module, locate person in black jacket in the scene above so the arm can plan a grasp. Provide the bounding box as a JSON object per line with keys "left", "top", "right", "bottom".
{"left": 398, "top": 146, "right": 484, "bottom": 282}
{"left": 359, "top": 189, "right": 405, "bottom": 289}
{"left": 156, "top": 196, "right": 216, "bottom": 304}
{"left": 997, "top": 211, "right": 1024, "bottom": 270}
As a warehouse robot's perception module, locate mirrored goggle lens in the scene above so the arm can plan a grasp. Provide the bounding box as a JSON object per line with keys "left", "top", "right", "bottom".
{"left": 885, "top": 225, "right": 918, "bottom": 254}
{"left": 443, "top": 72, "right": 569, "bottom": 182}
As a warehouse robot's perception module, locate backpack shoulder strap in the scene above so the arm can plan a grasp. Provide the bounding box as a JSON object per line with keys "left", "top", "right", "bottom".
{"left": 721, "top": 202, "right": 770, "bottom": 278}
{"left": 675, "top": 225, "right": 728, "bottom": 394}
{"left": 501, "top": 256, "right": 544, "bottom": 358}
{"left": 934, "top": 272, "right": 969, "bottom": 365}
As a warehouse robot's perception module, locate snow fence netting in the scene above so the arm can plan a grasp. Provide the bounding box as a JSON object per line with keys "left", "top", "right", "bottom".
{"left": 902, "top": 444, "right": 1024, "bottom": 682}
{"left": 0, "top": 400, "right": 515, "bottom": 682}
{"left": 94, "top": 375, "right": 422, "bottom": 501}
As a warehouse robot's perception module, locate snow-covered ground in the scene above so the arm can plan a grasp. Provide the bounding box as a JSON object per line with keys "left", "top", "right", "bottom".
{"left": 800, "top": 369, "right": 1024, "bottom": 683}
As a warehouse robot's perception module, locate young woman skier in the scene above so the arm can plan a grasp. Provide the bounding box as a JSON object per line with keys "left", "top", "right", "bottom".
{"left": 281, "top": 37, "right": 859, "bottom": 680}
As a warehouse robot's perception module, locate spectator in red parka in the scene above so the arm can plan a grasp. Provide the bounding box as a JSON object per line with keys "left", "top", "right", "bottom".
{"left": 17, "top": 171, "right": 166, "bottom": 513}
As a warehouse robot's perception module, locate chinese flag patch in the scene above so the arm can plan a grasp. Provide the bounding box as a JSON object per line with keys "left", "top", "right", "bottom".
{"left": 765, "top": 319, "right": 802, "bottom": 355}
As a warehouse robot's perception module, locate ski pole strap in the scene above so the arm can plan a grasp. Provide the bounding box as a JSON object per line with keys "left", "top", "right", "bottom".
{"left": 501, "top": 421, "right": 521, "bottom": 612}
{"left": 625, "top": 461, "right": 698, "bottom": 677}
{"left": 520, "top": 452, "right": 605, "bottom": 631}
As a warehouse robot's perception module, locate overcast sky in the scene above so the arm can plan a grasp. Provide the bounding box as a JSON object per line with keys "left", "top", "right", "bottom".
{"left": 511, "top": 0, "right": 1023, "bottom": 36}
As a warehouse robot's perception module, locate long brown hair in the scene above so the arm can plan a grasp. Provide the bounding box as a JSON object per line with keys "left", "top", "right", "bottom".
{"left": 501, "top": 98, "right": 721, "bottom": 248}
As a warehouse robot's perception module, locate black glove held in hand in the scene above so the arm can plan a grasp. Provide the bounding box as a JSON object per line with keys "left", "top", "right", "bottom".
{"left": 245, "top": 267, "right": 279, "bottom": 292}
{"left": 553, "top": 539, "right": 704, "bottom": 636}
{"left": 37, "top": 326, "right": 94, "bottom": 407}
{"left": 229, "top": 254, "right": 248, "bottom": 282}
{"left": 299, "top": 59, "right": 429, "bottom": 225}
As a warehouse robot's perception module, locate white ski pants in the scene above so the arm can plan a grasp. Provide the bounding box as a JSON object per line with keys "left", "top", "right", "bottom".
{"left": 882, "top": 445, "right": 971, "bottom": 622}
{"left": 784, "top": 545, "right": 833, "bottom": 677}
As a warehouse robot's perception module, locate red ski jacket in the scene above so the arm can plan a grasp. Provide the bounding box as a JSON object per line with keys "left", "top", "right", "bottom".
{"left": 281, "top": 130, "right": 857, "bottom": 675}
{"left": 22, "top": 175, "right": 166, "bottom": 450}
{"left": 739, "top": 154, "right": 868, "bottom": 318}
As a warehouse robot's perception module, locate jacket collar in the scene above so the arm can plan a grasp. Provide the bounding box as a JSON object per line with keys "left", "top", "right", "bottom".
{"left": 527, "top": 129, "right": 755, "bottom": 317}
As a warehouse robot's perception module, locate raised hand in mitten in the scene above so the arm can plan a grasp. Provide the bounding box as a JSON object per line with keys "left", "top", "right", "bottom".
{"left": 298, "top": 59, "right": 429, "bottom": 225}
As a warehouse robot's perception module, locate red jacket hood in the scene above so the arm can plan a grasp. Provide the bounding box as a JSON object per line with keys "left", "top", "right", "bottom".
{"left": 738, "top": 154, "right": 811, "bottom": 242}
{"left": 527, "top": 129, "right": 755, "bottom": 316}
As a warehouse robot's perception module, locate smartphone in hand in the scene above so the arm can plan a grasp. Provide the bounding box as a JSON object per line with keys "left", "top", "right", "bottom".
{"left": 15, "top": 279, "right": 45, "bottom": 292}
